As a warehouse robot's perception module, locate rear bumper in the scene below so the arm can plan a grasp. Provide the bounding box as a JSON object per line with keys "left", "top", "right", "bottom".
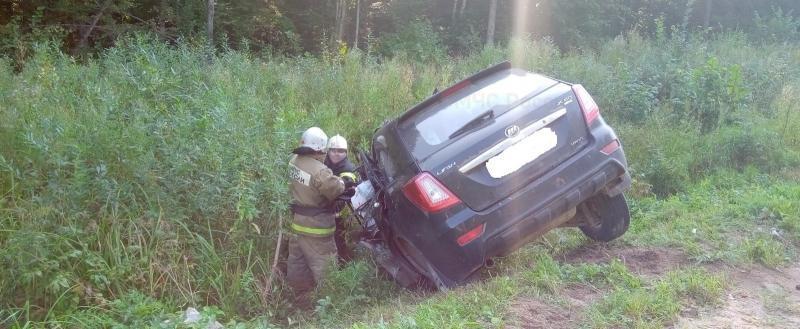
{"left": 484, "top": 158, "right": 630, "bottom": 257}
{"left": 386, "top": 120, "right": 630, "bottom": 286}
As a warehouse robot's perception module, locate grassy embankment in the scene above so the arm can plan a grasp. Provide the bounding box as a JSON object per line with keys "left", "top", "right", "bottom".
{"left": 1, "top": 31, "right": 799, "bottom": 328}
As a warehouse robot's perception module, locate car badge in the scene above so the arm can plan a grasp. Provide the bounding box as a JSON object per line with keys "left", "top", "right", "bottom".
{"left": 505, "top": 125, "right": 520, "bottom": 138}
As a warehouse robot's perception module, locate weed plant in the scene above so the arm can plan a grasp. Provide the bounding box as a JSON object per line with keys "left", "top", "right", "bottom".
{"left": 1, "top": 29, "right": 799, "bottom": 327}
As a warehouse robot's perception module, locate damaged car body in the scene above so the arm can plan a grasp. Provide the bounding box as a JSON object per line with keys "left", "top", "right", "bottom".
{"left": 349, "top": 61, "right": 632, "bottom": 289}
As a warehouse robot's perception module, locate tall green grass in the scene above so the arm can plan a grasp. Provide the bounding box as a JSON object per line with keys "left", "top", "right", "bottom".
{"left": 1, "top": 31, "right": 799, "bottom": 326}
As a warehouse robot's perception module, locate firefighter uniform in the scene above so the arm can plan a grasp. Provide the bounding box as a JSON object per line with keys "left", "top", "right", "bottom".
{"left": 286, "top": 131, "right": 345, "bottom": 292}
{"left": 325, "top": 151, "right": 358, "bottom": 264}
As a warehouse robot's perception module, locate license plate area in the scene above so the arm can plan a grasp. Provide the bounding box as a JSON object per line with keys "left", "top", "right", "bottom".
{"left": 485, "top": 127, "right": 558, "bottom": 178}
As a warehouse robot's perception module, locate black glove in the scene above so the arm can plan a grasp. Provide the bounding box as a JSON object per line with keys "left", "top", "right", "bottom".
{"left": 333, "top": 199, "right": 347, "bottom": 212}
{"left": 342, "top": 175, "right": 357, "bottom": 189}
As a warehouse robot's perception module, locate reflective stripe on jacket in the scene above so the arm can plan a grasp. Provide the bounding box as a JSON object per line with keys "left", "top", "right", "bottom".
{"left": 289, "top": 154, "right": 344, "bottom": 236}
{"left": 290, "top": 222, "right": 336, "bottom": 236}
{"left": 324, "top": 156, "right": 359, "bottom": 216}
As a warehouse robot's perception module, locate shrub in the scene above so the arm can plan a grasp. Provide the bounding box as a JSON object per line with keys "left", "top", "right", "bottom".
{"left": 2, "top": 30, "right": 800, "bottom": 326}
{"left": 617, "top": 120, "right": 695, "bottom": 197}
{"left": 752, "top": 8, "right": 800, "bottom": 44}
{"left": 741, "top": 236, "right": 785, "bottom": 267}
{"left": 314, "top": 260, "right": 398, "bottom": 325}
{"left": 690, "top": 123, "right": 798, "bottom": 176}
{"left": 377, "top": 20, "right": 447, "bottom": 63}
{"left": 678, "top": 57, "right": 746, "bottom": 134}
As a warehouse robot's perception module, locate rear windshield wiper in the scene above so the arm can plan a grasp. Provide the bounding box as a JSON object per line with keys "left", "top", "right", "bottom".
{"left": 448, "top": 109, "right": 494, "bottom": 139}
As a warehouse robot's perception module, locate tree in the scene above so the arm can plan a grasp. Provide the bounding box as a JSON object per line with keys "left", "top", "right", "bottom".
{"left": 486, "top": 0, "right": 497, "bottom": 47}
{"left": 353, "top": 0, "right": 361, "bottom": 47}
{"left": 451, "top": 0, "right": 458, "bottom": 22}
{"left": 207, "top": 0, "right": 214, "bottom": 53}
{"left": 76, "top": 0, "right": 110, "bottom": 53}
{"left": 4, "top": 0, "right": 800, "bottom": 58}
{"left": 335, "top": 0, "right": 347, "bottom": 45}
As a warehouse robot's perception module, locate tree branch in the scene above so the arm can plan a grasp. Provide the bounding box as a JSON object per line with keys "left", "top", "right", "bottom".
{"left": 78, "top": 0, "right": 112, "bottom": 51}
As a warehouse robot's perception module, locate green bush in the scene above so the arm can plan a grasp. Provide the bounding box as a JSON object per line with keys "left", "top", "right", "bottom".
{"left": 2, "top": 31, "right": 800, "bottom": 326}
{"left": 617, "top": 121, "right": 695, "bottom": 197}
{"left": 377, "top": 20, "right": 447, "bottom": 63}
{"left": 691, "top": 123, "right": 798, "bottom": 176}
{"left": 772, "top": 81, "right": 800, "bottom": 149}
{"left": 686, "top": 57, "right": 745, "bottom": 134}
{"left": 741, "top": 236, "right": 786, "bottom": 267}
{"left": 752, "top": 8, "right": 800, "bottom": 44}
{"left": 314, "top": 260, "right": 398, "bottom": 325}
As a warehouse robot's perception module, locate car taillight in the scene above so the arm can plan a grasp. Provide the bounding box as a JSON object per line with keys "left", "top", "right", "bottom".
{"left": 572, "top": 84, "right": 599, "bottom": 125}
{"left": 457, "top": 223, "right": 485, "bottom": 246}
{"left": 600, "top": 139, "right": 621, "bottom": 155}
{"left": 402, "top": 172, "right": 461, "bottom": 213}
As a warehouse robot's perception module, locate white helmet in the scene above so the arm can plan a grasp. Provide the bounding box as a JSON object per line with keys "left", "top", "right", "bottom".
{"left": 328, "top": 134, "right": 348, "bottom": 150}
{"left": 300, "top": 127, "right": 328, "bottom": 152}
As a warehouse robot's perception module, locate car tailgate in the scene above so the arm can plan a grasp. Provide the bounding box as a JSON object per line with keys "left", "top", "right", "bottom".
{"left": 417, "top": 83, "right": 590, "bottom": 211}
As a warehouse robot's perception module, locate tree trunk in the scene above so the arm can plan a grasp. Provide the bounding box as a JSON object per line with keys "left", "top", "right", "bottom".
{"left": 77, "top": 0, "right": 111, "bottom": 53}
{"left": 159, "top": 0, "right": 167, "bottom": 36}
{"left": 353, "top": 0, "right": 361, "bottom": 48}
{"left": 486, "top": 0, "right": 497, "bottom": 47}
{"left": 452, "top": 0, "right": 459, "bottom": 22}
{"left": 207, "top": 0, "right": 215, "bottom": 60}
{"left": 460, "top": 0, "right": 467, "bottom": 17}
{"left": 704, "top": 0, "right": 713, "bottom": 29}
{"left": 333, "top": 0, "right": 339, "bottom": 44}
{"left": 335, "top": 0, "right": 347, "bottom": 45}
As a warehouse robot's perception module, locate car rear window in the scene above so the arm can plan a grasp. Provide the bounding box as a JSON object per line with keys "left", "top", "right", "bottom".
{"left": 398, "top": 69, "right": 556, "bottom": 159}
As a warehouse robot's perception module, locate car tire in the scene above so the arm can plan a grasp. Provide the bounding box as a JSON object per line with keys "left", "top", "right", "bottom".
{"left": 578, "top": 193, "right": 630, "bottom": 242}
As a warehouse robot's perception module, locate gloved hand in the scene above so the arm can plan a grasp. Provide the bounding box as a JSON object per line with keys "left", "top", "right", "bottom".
{"left": 333, "top": 199, "right": 347, "bottom": 212}
{"left": 342, "top": 175, "right": 357, "bottom": 189}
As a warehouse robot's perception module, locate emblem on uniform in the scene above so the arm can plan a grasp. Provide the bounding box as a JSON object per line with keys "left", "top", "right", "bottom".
{"left": 289, "top": 163, "right": 311, "bottom": 186}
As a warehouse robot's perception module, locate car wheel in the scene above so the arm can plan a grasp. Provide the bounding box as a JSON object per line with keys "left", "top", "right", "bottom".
{"left": 578, "top": 193, "right": 630, "bottom": 242}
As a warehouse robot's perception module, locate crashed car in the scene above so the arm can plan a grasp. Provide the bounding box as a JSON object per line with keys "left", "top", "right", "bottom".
{"left": 349, "top": 61, "right": 632, "bottom": 289}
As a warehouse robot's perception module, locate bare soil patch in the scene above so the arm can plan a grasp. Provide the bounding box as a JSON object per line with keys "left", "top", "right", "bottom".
{"left": 506, "top": 244, "right": 681, "bottom": 328}
{"left": 675, "top": 264, "right": 800, "bottom": 328}
{"left": 506, "top": 298, "right": 576, "bottom": 329}
{"left": 562, "top": 283, "right": 603, "bottom": 308}
{"left": 561, "top": 244, "right": 689, "bottom": 277}
{"left": 508, "top": 245, "right": 800, "bottom": 328}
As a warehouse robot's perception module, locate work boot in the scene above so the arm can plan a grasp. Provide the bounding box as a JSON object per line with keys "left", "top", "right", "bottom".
{"left": 291, "top": 288, "right": 314, "bottom": 311}
{"left": 336, "top": 247, "right": 354, "bottom": 267}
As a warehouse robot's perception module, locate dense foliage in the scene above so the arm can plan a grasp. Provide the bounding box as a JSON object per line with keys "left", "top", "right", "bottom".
{"left": 2, "top": 0, "right": 800, "bottom": 60}
{"left": 2, "top": 25, "right": 799, "bottom": 326}
{"left": 2, "top": 1, "right": 800, "bottom": 327}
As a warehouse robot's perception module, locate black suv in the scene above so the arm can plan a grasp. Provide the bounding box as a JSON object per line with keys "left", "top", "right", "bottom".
{"left": 351, "top": 61, "right": 632, "bottom": 289}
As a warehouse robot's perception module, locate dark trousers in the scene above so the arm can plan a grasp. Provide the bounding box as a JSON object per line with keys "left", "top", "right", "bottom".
{"left": 334, "top": 216, "right": 353, "bottom": 264}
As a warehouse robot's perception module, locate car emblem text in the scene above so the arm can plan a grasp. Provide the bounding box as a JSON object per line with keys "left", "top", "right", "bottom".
{"left": 505, "top": 125, "right": 520, "bottom": 138}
